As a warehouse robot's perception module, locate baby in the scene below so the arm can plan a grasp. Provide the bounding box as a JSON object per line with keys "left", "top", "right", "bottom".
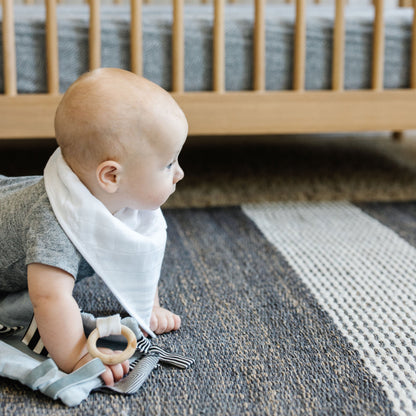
{"left": 0, "top": 68, "right": 188, "bottom": 386}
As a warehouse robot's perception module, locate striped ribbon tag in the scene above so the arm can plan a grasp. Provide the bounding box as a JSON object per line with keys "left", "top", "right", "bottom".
{"left": 135, "top": 335, "right": 194, "bottom": 370}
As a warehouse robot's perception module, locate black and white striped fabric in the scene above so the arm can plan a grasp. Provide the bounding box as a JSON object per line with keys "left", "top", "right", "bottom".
{"left": 107, "top": 354, "right": 160, "bottom": 395}
{"left": 21, "top": 317, "right": 49, "bottom": 357}
{"left": 136, "top": 336, "right": 194, "bottom": 370}
{"left": 0, "top": 323, "right": 23, "bottom": 336}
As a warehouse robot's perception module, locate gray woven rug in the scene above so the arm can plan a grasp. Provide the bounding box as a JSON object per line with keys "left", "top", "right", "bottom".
{"left": 1, "top": 202, "right": 416, "bottom": 415}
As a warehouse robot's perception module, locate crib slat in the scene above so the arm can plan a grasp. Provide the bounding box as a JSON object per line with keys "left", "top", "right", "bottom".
{"left": 411, "top": 0, "right": 416, "bottom": 88}
{"left": 46, "top": 0, "right": 59, "bottom": 95}
{"left": 372, "top": 0, "right": 384, "bottom": 91}
{"left": 294, "top": 0, "right": 306, "bottom": 91}
{"left": 213, "top": 0, "right": 225, "bottom": 93}
{"left": 254, "top": 0, "right": 266, "bottom": 91}
{"left": 172, "top": 0, "right": 185, "bottom": 93}
{"left": 89, "top": 0, "right": 101, "bottom": 70}
{"left": 332, "top": 0, "right": 345, "bottom": 91}
{"left": 131, "top": 0, "right": 143, "bottom": 76}
{"left": 2, "top": 0, "right": 17, "bottom": 96}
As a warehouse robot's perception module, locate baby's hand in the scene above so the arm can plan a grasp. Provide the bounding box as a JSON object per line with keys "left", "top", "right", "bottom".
{"left": 73, "top": 349, "right": 130, "bottom": 386}
{"left": 150, "top": 306, "right": 181, "bottom": 335}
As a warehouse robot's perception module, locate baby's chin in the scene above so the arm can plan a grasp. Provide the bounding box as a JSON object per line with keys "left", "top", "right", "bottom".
{"left": 159, "top": 189, "right": 176, "bottom": 209}
{"left": 140, "top": 188, "right": 176, "bottom": 210}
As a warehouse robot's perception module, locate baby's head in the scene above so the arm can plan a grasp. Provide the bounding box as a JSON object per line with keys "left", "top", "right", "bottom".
{"left": 55, "top": 68, "right": 188, "bottom": 212}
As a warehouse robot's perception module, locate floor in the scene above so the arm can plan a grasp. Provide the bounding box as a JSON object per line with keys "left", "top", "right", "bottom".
{"left": 1, "top": 131, "right": 416, "bottom": 207}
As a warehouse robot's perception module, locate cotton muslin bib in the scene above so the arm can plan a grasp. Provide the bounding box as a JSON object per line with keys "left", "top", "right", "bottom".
{"left": 44, "top": 148, "right": 167, "bottom": 337}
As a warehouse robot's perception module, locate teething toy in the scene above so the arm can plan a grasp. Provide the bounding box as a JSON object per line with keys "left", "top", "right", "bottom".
{"left": 87, "top": 324, "right": 137, "bottom": 365}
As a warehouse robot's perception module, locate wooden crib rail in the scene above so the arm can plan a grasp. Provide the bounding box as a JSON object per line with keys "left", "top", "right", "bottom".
{"left": 172, "top": 0, "right": 184, "bottom": 92}
{"left": 130, "top": 0, "right": 142, "bottom": 75}
{"left": 89, "top": 0, "right": 101, "bottom": 70}
{"left": 293, "top": 0, "right": 306, "bottom": 91}
{"left": 413, "top": 0, "right": 416, "bottom": 88}
{"left": 46, "top": 0, "right": 59, "bottom": 94}
{"left": 332, "top": 0, "right": 345, "bottom": 91}
{"left": 372, "top": 0, "right": 384, "bottom": 90}
{"left": 1, "top": 0, "right": 416, "bottom": 139}
{"left": 213, "top": 0, "right": 225, "bottom": 93}
{"left": 2, "top": 0, "right": 16, "bottom": 96}
{"left": 253, "top": 0, "right": 264, "bottom": 91}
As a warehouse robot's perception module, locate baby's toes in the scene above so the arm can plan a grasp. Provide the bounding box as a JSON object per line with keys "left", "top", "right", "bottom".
{"left": 156, "top": 314, "right": 170, "bottom": 334}
{"left": 171, "top": 313, "right": 181, "bottom": 331}
{"left": 149, "top": 313, "right": 159, "bottom": 332}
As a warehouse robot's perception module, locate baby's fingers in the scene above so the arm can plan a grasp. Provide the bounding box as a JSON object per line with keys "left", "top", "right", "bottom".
{"left": 119, "top": 357, "right": 130, "bottom": 375}
{"left": 110, "top": 363, "right": 125, "bottom": 382}
{"left": 98, "top": 349, "right": 130, "bottom": 386}
{"left": 108, "top": 351, "right": 130, "bottom": 382}
{"left": 101, "top": 367, "right": 115, "bottom": 386}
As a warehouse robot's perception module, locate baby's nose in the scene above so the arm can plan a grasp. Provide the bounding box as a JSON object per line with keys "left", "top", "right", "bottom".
{"left": 174, "top": 166, "right": 184, "bottom": 183}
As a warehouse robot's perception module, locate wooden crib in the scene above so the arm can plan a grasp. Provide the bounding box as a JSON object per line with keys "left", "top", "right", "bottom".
{"left": 0, "top": 0, "right": 415, "bottom": 139}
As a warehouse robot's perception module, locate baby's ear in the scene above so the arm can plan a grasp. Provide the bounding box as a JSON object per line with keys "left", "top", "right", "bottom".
{"left": 96, "top": 160, "right": 122, "bottom": 194}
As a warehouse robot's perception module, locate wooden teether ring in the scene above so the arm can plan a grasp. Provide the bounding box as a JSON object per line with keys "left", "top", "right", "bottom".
{"left": 87, "top": 325, "right": 137, "bottom": 365}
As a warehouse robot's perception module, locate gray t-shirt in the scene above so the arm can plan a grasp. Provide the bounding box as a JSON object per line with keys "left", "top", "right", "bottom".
{"left": 0, "top": 175, "right": 94, "bottom": 293}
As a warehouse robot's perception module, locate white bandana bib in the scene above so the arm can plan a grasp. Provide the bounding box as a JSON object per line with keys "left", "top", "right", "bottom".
{"left": 44, "top": 148, "right": 167, "bottom": 337}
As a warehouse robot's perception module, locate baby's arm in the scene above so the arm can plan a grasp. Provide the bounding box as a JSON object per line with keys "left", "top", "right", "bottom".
{"left": 149, "top": 288, "right": 181, "bottom": 334}
{"left": 27, "top": 263, "right": 129, "bottom": 386}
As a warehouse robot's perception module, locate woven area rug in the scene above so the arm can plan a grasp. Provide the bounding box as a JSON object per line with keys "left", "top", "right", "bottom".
{"left": 1, "top": 201, "right": 415, "bottom": 415}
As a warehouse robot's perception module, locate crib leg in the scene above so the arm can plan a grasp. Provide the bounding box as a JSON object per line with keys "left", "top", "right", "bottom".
{"left": 392, "top": 131, "right": 404, "bottom": 141}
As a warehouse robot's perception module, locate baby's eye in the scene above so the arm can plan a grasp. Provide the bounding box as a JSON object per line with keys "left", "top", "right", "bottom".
{"left": 167, "top": 162, "right": 174, "bottom": 169}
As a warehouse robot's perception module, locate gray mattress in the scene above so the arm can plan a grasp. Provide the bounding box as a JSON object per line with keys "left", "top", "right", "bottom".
{"left": 0, "top": 4, "right": 413, "bottom": 93}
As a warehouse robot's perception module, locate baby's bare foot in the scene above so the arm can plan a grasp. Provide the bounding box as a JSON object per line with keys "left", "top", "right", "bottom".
{"left": 150, "top": 306, "right": 181, "bottom": 334}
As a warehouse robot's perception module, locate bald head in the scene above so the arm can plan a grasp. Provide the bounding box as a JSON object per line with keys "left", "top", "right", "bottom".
{"left": 55, "top": 68, "right": 186, "bottom": 174}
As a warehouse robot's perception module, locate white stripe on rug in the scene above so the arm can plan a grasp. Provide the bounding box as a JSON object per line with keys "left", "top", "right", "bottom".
{"left": 243, "top": 201, "right": 416, "bottom": 416}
